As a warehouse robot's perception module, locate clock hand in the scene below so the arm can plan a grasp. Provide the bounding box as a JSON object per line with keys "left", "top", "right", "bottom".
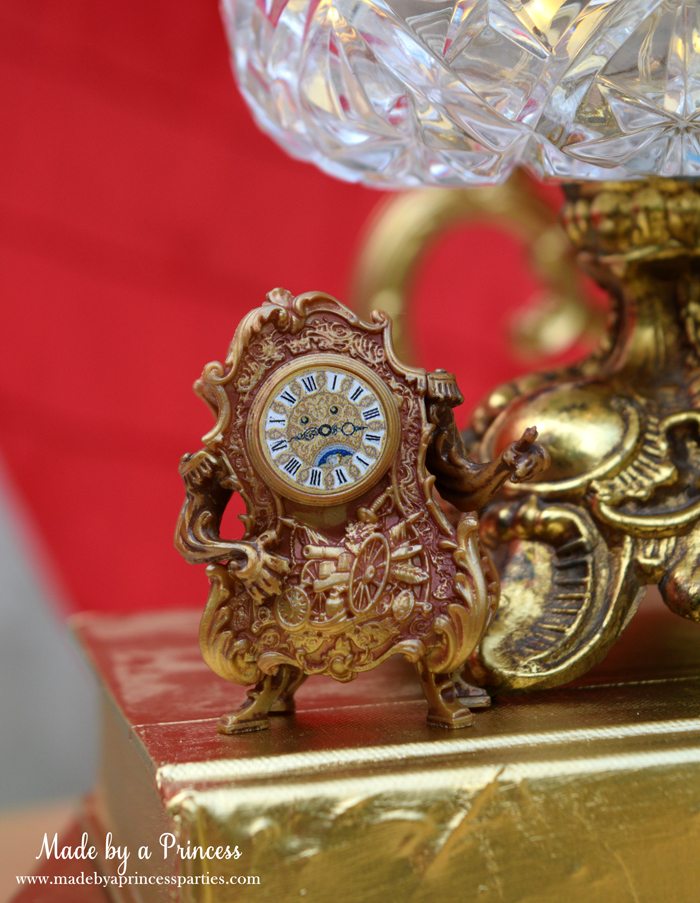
{"left": 289, "top": 424, "right": 336, "bottom": 442}
{"left": 289, "top": 422, "right": 368, "bottom": 442}
{"left": 290, "top": 427, "right": 317, "bottom": 442}
{"left": 340, "top": 422, "right": 368, "bottom": 437}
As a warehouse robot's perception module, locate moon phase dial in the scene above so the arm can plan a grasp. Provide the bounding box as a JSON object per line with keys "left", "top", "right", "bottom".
{"left": 250, "top": 355, "right": 400, "bottom": 506}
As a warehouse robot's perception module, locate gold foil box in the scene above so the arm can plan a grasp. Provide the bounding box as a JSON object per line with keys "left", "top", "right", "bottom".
{"left": 76, "top": 593, "right": 700, "bottom": 902}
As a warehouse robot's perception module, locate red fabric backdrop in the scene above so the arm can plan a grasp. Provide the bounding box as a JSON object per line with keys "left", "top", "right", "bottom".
{"left": 0, "top": 2, "right": 560, "bottom": 614}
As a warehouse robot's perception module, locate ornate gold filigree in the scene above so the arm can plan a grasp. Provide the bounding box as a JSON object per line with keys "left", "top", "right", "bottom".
{"left": 176, "top": 290, "right": 547, "bottom": 732}
{"left": 427, "top": 180, "right": 700, "bottom": 690}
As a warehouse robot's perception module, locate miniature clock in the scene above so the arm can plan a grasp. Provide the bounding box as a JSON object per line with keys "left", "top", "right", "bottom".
{"left": 175, "top": 289, "right": 545, "bottom": 734}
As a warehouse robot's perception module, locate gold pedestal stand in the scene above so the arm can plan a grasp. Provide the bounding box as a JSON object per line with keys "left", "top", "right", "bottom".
{"left": 471, "top": 180, "right": 700, "bottom": 690}
{"left": 357, "top": 178, "right": 700, "bottom": 691}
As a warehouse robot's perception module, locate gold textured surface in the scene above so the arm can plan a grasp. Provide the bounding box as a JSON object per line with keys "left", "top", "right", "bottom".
{"left": 423, "top": 178, "right": 700, "bottom": 691}
{"left": 79, "top": 594, "right": 700, "bottom": 902}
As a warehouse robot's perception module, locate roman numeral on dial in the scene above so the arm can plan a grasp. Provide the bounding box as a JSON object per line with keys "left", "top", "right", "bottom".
{"left": 353, "top": 453, "right": 370, "bottom": 473}
{"left": 278, "top": 389, "right": 297, "bottom": 406}
{"left": 362, "top": 406, "right": 380, "bottom": 421}
{"left": 348, "top": 382, "right": 366, "bottom": 403}
{"left": 364, "top": 433, "right": 382, "bottom": 446}
{"left": 267, "top": 438, "right": 288, "bottom": 456}
{"left": 282, "top": 457, "right": 302, "bottom": 477}
{"left": 300, "top": 374, "right": 318, "bottom": 393}
{"left": 307, "top": 468, "right": 323, "bottom": 488}
{"left": 334, "top": 467, "right": 349, "bottom": 486}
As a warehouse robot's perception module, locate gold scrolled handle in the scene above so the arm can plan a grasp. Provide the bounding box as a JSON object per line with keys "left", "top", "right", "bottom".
{"left": 350, "top": 169, "right": 602, "bottom": 365}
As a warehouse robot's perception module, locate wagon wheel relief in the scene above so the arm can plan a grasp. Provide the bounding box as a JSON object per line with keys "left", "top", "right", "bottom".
{"left": 276, "top": 585, "right": 311, "bottom": 631}
{"left": 349, "top": 534, "right": 391, "bottom": 614}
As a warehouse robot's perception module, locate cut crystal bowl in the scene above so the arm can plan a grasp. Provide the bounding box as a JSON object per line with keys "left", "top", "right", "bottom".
{"left": 223, "top": 0, "right": 700, "bottom": 186}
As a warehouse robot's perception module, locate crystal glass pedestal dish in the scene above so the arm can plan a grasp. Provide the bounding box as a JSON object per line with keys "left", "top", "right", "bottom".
{"left": 225, "top": 0, "right": 700, "bottom": 186}
{"left": 222, "top": 0, "right": 700, "bottom": 689}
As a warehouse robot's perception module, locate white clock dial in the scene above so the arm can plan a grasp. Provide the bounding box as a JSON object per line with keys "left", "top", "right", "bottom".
{"left": 252, "top": 357, "right": 398, "bottom": 506}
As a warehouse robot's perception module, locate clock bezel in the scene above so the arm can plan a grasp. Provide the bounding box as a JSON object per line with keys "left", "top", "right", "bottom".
{"left": 247, "top": 353, "right": 401, "bottom": 507}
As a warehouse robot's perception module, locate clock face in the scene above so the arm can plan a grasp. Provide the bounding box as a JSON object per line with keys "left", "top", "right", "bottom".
{"left": 250, "top": 356, "right": 399, "bottom": 505}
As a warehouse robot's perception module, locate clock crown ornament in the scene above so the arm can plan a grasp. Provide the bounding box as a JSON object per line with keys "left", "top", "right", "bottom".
{"left": 175, "top": 289, "right": 547, "bottom": 733}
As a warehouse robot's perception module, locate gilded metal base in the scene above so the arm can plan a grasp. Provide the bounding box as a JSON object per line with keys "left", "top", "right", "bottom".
{"left": 434, "top": 179, "right": 700, "bottom": 690}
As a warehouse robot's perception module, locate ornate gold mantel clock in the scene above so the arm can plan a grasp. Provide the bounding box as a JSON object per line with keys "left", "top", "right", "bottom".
{"left": 175, "top": 289, "right": 545, "bottom": 733}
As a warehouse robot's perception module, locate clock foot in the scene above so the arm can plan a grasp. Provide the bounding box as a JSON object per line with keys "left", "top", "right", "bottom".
{"left": 269, "top": 667, "right": 307, "bottom": 715}
{"left": 218, "top": 713, "right": 270, "bottom": 734}
{"left": 218, "top": 667, "right": 303, "bottom": 734}
{"left": 416, "top": 662, "right": 476, "bottom": 730}
{"left": 452, "top": 671, "right": 491, "bottom": 709}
